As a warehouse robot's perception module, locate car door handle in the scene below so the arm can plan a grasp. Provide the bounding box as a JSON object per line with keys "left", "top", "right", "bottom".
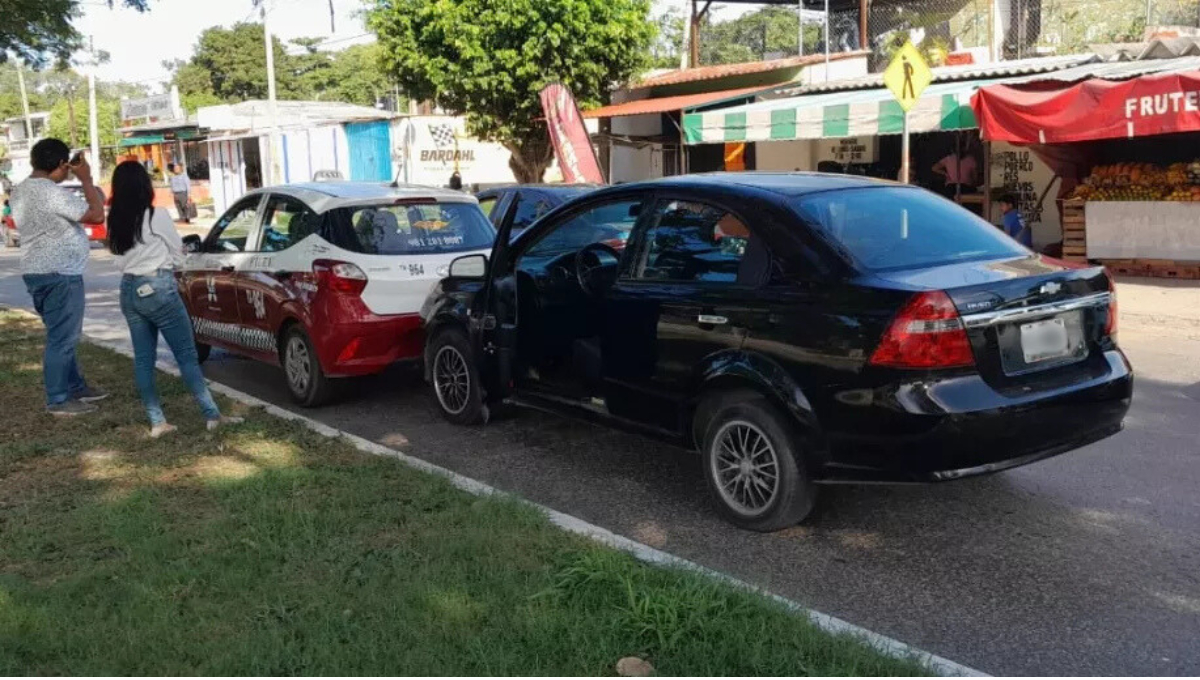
{"left": 697, "top": 314, "right": 728, "bottom": 325}
{"left": 220, "top": 265, "right": 235, "bottom": 273}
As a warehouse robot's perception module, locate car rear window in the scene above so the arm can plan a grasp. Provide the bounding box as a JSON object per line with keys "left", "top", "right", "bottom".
{"left": 322, "top": 201, "right": 495, "bottom": 255}
{"left": 791, "top": 187, "right": 1027, "bottom": 272}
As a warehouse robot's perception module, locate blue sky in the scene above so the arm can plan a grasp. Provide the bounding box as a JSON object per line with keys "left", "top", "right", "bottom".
{"left": 75, "top": 0, "right": 754, "bottom": 91}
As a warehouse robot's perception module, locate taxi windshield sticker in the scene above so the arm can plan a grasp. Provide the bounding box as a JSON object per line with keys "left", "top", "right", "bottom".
{"left": 413, "top": 220, "right": 448, "bottom": 231}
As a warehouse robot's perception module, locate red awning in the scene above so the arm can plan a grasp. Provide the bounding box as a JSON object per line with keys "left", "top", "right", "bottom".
{"left": 582, "top": 86, "right": 767, "bottom": 119}
{"left": 971, "top": 70, "right": 1200, "bottom": 144}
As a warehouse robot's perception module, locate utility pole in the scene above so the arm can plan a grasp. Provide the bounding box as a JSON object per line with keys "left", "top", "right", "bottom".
{"left": 16, "top": 61, "right": 34, "bottom": 144}
{"left": 259, "top": 0, "right": 281, "bottom": 186}
{"left": 824, "top": 0, "right": 830, "bottom": 81}
{"left": 858, "top": 0, "right": 868, "bottom": 51}
{"left": 88, "top": 36, "right": 101, "bottom": 183}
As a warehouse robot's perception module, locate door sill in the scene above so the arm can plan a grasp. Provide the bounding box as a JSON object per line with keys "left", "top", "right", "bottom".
{"left": 509, "top": 390, "right": 689, "bottom": 449}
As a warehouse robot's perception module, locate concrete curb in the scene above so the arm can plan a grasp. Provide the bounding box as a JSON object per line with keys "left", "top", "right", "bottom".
{"left": 65, "top": 321, "right": 986, "bottom": 677}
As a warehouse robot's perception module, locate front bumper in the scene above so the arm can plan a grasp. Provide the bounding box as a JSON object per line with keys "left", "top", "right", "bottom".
{"left": 819, "top": 350, "right": 1133, "bottom": 483}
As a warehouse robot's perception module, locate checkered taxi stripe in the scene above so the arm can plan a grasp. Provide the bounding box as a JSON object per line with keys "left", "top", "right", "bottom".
{"left": 193, "top": 317, "right": 276, "bottom": 354}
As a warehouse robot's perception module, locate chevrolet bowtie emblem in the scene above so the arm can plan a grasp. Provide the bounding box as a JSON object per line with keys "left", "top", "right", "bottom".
{"left": 1040, "top": 281, "right": 1062, "bottom": 295}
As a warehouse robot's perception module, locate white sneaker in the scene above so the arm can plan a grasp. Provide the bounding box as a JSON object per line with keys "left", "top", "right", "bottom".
{"left": 150, "top": 423, "right": 177, "bottom": 439}
{"left": 206, "top": 416, "right": 244, "bottom": 431}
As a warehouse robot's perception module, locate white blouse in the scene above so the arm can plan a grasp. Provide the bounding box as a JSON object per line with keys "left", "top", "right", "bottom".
{"left": 115, "top": 207, "right": 185, "bottom": 275}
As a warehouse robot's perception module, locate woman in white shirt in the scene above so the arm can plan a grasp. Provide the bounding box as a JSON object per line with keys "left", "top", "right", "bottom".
{"left": 107, "top": 160, "right": 241, "bottom": 438}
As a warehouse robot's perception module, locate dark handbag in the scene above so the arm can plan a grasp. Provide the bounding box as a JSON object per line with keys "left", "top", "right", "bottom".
{"left": 186, "top": 200, "right": 198, "bottom": 220}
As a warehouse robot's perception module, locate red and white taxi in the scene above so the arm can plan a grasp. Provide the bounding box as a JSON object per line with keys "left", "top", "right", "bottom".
{"left": 179, "top": 182, "right": 494, "bottom": 406}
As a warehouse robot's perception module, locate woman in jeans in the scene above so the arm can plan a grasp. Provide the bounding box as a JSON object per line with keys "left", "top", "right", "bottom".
{"left": 107, "top": 160, "right": 241, "bottom": 438}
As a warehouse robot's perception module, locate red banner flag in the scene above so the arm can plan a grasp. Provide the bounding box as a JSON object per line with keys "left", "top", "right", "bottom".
{"left": 539, "top": 83, "right": 605, "bottom": 184}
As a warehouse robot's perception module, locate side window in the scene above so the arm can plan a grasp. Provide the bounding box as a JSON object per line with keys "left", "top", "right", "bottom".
{"left": 477, "top": 195, "right": 498, "bottom": 221}
{"left": 522, "top": 198, "right": 643, "bottom": 259}
{"left": 634, "top": 200, "right": 764, "bottom": 285}
{"left": 511, "top": 193, "right": 554, "bottom": 232}
{"left": 259, "top": 196, "right": 319, "bottom": 252}
{"left": 205, "top": 198, "right": 261, "bottom": 253}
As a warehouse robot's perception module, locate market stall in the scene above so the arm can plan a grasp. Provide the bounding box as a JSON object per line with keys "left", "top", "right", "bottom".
{"left": 972, "top": 57, "right": 1200, "bottom": 277}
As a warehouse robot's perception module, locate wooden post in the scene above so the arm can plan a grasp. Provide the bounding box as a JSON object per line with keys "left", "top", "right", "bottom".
{"left": 983, "top": 140, "right": 992, "bottom": 222}
{"left": 689, "top": 1, "right": 701, "bottom": 68}
{"left": 859, "top": 0, "right": 868, "bottom": 51}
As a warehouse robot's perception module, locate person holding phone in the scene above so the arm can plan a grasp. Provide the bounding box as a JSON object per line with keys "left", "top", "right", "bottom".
{"left": 11, "top": 139, "right": 107, "bottom": 416}
{"left": 107, "top": 160, "right": 242, "bottom": 437}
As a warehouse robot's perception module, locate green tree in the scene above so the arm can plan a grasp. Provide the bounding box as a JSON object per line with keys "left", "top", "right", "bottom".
{"left": 320, "top": 44, "right": 396, "bottom": 107}
{"left": 171, "top": 23, "right": 305, "bottom": 103}
{"left": 47, "top": 97, "right": 122, "bottom": 149}
{"left": 650, "top": 7, "right": 686, "bottom": 69}
{"left": 1, "top": 0, "right": 150, "bottom": 67}
{"left": 699, "top": 7, "right": 822, "bottom": 65}
{"left": 368, "top": 0, "right": 655, "bottom": 182}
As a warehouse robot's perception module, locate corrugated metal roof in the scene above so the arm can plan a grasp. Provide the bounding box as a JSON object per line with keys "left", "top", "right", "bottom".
{"left": 766, "top": 53, "right": 1100, "bottom": 98}
{"left": 628, "top": 51, "right": 867, "bottom": 90}
{"left": 1015, "top": 55, "right": 1200, "bottom": 83}
{"left": 583, "top": 86, "right": 771, "bottom": 119}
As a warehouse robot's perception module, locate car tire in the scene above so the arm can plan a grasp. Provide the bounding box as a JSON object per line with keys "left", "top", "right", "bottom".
{"left": 282, "top": 325, "right": 332, "bottom": 407}
{"left": 700, "top": 394, "right": 816, "bottom": 532}
{"left": 195, "top": 341, "right": 211, "bottom": 364}
{"left": 428, "top": 327, "right": 487, "bottom": 425}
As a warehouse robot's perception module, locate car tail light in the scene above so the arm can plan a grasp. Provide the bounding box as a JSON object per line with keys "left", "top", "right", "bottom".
{"left": 869, "top": 290, "right": 974, "bottom": 369}
{"left": 313, "top": 259, "right": 368, "bottom": 295}
{"left": 1104, "top": 269, "right": 1118, "bottom": 338}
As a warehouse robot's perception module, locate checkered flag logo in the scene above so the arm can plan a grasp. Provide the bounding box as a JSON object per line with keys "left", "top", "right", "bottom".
{"left": 429, "top": 123, "right": 456, "bottom": 148}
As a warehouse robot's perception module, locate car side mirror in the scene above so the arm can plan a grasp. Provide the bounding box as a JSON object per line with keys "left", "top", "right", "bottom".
{"left": 182, "top": 234, "right": 202, "bottom": 253}
{"left": 449, "top": 253, "right": 487, "bottom": 279}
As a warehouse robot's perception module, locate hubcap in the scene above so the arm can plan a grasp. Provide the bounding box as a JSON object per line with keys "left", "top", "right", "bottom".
{"left": 710, "top": 420, "right": 780, "bottom": 516}
{"left": 433, "top": 345, "right": 471, "bottom": 415}
{"left": 285, "top": 336, "right": 311, "bottom": 395}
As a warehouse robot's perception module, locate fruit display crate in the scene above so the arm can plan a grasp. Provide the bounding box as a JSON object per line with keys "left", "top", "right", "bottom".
{"left": 1062, "top": 199, "right": 1087, "bottom": 263}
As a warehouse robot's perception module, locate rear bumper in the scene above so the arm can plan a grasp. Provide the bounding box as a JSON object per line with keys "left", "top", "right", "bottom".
{"left": 312, "top": 312, "right": 424, "bottom": 377}
{"left": 819, "top": 349, "right": 1133, "bottom": 483}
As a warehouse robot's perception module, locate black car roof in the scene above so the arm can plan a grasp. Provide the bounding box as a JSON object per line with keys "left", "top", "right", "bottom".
{"left": 611, "top": 172, "right": 894, "bottom": 198}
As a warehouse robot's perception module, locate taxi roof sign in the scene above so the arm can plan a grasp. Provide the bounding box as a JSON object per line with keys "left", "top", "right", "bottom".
{"left": 883, "top": 41, "right": 932, "bottom": 112}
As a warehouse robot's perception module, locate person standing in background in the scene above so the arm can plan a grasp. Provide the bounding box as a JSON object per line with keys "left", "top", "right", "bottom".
{"left": 998, "top": 192, "right": 1033, "bottom": 248}
{"left": 11, "top": 139, "right": 108, "bottom": 416}
{"left": 107, "top": 160, "right": 242, "bottom": 438}
{"left": 168, "top": 163, "right": 191, "bottom": 224}
{"left": 932, "top": 138, "right": 979, "bottom": 199}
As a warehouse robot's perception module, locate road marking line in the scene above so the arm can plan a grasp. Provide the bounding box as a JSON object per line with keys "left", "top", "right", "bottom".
{"left": 71, "top": 325, "right": 985, "bottom": 677}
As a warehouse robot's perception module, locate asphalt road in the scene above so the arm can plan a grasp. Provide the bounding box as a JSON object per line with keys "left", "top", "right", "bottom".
{"left": 3, "top": 249, "right": 1199, "bottom": 676}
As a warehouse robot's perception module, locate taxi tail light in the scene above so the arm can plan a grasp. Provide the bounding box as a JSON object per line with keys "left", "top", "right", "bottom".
{"left": 1104, "top": 269, "right": 1118, "bottom": 339}
{"left": 313, "top": 259, "right": 368, "bottom": 296}
{"left": 869, "top": 290, "right": 975, "bottom": 369}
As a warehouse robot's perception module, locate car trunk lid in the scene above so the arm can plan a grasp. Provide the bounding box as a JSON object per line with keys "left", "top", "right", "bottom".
{"left": 872, "top": 255, "right": 1114, "bottom": 390}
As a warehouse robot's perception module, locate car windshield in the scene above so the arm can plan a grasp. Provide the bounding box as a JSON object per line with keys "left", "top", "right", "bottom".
{"left": 322, "top": 201, "right": 495, "bottom": 255}
{"left": 790, "top": 187, "right": 1027, "bottom": 272}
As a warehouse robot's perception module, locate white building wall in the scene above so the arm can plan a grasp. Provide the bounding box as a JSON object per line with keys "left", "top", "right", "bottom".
{"left": 609, "top": 113, "right": 666, "bottom": 183}
{"left": 754, "top": 140, "right": 820, "bottom": 171}
{"left": 207, "top": 138, "right": 250, "bottom": 215}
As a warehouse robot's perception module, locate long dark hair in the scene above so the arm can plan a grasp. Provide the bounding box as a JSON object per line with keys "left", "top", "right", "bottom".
{"left": 107, "top": 160, "right": 155, "bottom": 256}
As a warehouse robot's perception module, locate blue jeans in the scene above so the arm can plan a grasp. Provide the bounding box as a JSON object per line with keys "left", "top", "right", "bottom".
{"left": 23, "top": 273, "right": 89, "bottom": 406}
{"left": 119, "top": 271, "right": 221, "bottom": 425}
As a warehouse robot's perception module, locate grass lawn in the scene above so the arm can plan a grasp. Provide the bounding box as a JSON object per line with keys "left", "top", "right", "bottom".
{"left": 0, "top": 309, "right": 932, "bottom": 676}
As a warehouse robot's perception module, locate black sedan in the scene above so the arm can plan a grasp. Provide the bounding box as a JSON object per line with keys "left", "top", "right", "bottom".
{"left": 422, "top": 173, "right": 1132, "bottom": 531}
{"left": 476, "top": 184, "right": 599, "bottom": 239}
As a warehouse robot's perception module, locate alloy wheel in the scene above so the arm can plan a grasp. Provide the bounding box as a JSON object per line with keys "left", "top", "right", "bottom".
{"left": 710, "top": 420, "right": 781, "bottom": 516}
{"left": 285, "top": 336, "right": 311, "bottom": 395}
{"left": 433, "top": 345, "right": 471, "bottom": 415}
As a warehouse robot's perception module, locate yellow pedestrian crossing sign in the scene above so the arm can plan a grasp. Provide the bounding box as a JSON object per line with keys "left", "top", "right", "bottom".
{"left": 884, "top": 41, "right": 932, "bottom": 112}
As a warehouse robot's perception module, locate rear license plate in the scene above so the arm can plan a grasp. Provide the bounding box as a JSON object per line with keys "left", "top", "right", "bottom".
{"left": 1020, "top": 317, "right": 1070, "bottom": 363}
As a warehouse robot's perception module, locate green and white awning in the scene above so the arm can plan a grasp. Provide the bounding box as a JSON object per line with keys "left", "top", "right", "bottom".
{"left": 682, "top": 80, "right": 988, "bottom": 144}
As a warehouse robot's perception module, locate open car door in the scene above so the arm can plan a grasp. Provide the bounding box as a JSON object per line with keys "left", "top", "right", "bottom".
{"left": 473, "top": 195, "right": 521, "bottom": 402}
